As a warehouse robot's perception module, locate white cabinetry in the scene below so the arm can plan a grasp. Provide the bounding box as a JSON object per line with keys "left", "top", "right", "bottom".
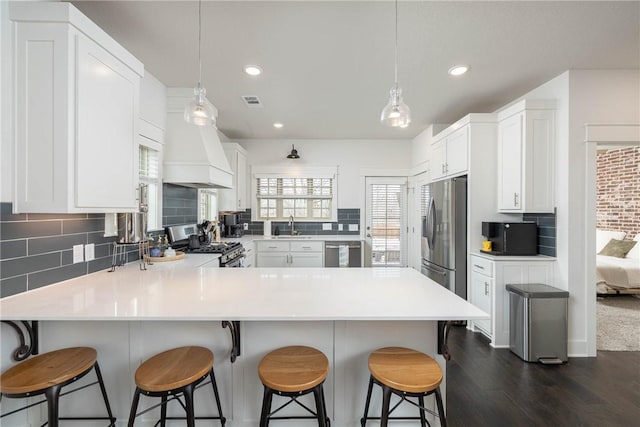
{"left": 470, "top": 256, "right": 493, "bottom": 335}
{"left": 430, "top": 124, "right": 469, "bottom": 181}
{"left": 470, "top": 254, "right": 555, "bottom": 348}
{"left": 218, "top": 143, "right": 248, "bottom": 211}
{"left": 11, "top": 3, "right": 143, "bottom": 213}
{"left": 242, "top": 240, "right": 255, "bottom": 268}
{"left": 256, "top": 240, "right": 324, "bottom": 267}
{"left": 497, "top": 99, "right": 556, "bottom": 213}
{"left": 139, "top": 71, "right": 166, "bottom": 144}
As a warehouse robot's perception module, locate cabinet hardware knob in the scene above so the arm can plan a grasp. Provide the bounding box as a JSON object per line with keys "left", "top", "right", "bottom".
{"left": 473, "top": 264, "right": 484, "bottom": 269}
{"left": 514, "top": 192, "right": 519, "bottom": 207}
{"left": 484, "top": 282, "right": 489, "bottom": 295}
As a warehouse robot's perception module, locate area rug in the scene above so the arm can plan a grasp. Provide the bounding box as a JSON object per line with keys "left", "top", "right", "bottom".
{"left": 597, "top": 295, "right": 640, "bottom": 351}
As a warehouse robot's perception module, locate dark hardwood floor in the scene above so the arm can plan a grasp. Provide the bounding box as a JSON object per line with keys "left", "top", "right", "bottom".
{"left": 446, "top": 326, "right": 640, "bottom": 426}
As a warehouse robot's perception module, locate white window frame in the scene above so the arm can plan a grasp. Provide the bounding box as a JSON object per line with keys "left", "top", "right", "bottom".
{"left": 251, "top": 166, "right": 338, "bottom": 222}
{"left": 198, "top": 189, "right": 218, "bottom": 222}
{"left": 139, "top": 136, "right": 163, "bottom": 231}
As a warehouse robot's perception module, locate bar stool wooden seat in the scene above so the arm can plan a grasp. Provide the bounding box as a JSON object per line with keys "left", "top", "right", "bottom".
{"left": 127, "top": 346, "right": 225, "bottom": 427}
{"left": 0, "top": 347, "right": 115, "bottom": 427}
{"left": 361, "top": 347, "right": 446, "bottom": 427}
{"left": 258, "top": 345, "right": 330, "bottom": 427}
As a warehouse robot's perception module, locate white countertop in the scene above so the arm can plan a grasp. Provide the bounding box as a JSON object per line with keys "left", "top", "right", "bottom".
{"left": 472, "top": 251, "right": 556, "bottom": 261}
{"left": 0, "top": 257, "right": 486, "bottom": 322}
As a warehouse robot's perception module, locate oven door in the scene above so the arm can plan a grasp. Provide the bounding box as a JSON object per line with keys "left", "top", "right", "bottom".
{"left": 221, "top": 255, "right": 245, "bottom": 268}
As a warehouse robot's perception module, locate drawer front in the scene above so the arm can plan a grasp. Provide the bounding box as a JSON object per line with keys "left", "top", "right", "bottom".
{"left": 256, "top": 241, "right": 290, "bottom": 252}
{"left": 290, "top": 241, "right": 323, "bottom": 252}
{"left": 471, "top": 256, "right": 494, "bottom": 276}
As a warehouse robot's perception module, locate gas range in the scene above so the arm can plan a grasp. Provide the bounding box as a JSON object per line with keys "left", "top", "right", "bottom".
{"left": 166, "top": 224, "right": 245, "bottom": 267}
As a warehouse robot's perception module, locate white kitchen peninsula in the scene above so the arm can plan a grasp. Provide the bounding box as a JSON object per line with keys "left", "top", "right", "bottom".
{"left": 0, "top": 260, "right": 486, "bottom": 427}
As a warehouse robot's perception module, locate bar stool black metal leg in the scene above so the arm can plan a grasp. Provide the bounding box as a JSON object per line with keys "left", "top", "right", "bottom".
{"left": 435, "top": 387, "right": 447, "bottom": 427}
{"left": 183, "top": 384, "right": 196, "bottom": 427}
{"left": 209, "top": 369, "right": 226, "bottom": 425}
{"left": 259, "top": 386, "right": 273, "bottom": 427}
{"left": 418, "top": 395, "right": 427, "bottom": 427}
{"left": 45, "top": 384, "right": 62, "bottom": 427}
{"left": 94, "top": 362, "right": 116, "bottom": 425}
{"left": 361, "top": 376, "right": 374, "bottom": 426}
{"left": 160, "top": 394, "right": 168, "bottom": 427}
{"left": 127, "top": 388, "right": 142, "bottom": 427}
{"left": 380, "top": 385, "right": 392, "bottom": 427}
{"left": 313, "top": 384, "right": 327, "bottom": 427}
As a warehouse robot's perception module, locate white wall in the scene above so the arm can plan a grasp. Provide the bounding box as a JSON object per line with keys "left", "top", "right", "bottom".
{"left": 517, "top": 70, "right": 640, "bottom": 356}
{"left": 0, "top": 1, "right": 12, "bottom": 203}
{"left": 238, "top": 139, "right": 412, "bottom": 208}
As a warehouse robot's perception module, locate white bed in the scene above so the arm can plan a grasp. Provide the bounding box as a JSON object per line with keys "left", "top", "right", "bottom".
{"left": 596, "top": 230, "right": 640, "bottom": 295}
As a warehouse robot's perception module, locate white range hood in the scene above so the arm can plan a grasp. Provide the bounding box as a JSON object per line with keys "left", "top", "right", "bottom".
{"left": 163, "top": 88, "right": 233, "bottom": 188}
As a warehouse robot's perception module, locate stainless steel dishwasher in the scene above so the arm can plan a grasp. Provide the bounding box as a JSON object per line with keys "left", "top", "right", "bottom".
{"left": 324, "top": 241, "right": 362, "bottom": 267}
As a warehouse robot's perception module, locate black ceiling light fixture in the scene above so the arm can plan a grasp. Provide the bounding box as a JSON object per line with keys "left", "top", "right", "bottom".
{"left": 286, "top": 145, "right": 300, "bottom": 159}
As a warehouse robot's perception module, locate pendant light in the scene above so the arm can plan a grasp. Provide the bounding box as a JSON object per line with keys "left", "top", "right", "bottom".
{"left": 184, "top": 0, "right": 215, "bottom": 127}
{"left": 380, "top": 0, "right": 411, "bottom": 128}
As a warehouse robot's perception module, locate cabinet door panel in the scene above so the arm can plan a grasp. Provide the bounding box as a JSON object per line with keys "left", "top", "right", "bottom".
{"left": 291, "top": 253, "right": 323, "bottom": 268}
{"left": 257, "top": 253, "right": 289, "bottom": 267}
{"left": 446, "top": 126, "right": 469, "bottom": 176}
{"left": 76, "top": 36, "right": 138, "bottom": 209}
{"left": 471, "top": 272, "right": 492, "bottom": 334}
{"left": 498, "top": 113, "right": 523, "bottom": 211}
{"left": 430, "top": 139, "right": 447, "bottom": 181}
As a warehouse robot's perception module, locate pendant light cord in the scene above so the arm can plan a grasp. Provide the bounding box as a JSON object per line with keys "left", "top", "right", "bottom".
{"left": 198, "top": 0, "right": 203, "bottom": 87}
{"left": 394, "top": 0, "right": 398, "bottom": 86}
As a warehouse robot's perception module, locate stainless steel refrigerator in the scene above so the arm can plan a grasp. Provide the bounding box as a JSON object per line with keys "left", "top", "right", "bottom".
{"left": 421, "top": 176, "right": 467, "bottom": 300}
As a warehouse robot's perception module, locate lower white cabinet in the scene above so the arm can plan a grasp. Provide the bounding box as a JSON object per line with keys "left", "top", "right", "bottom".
{"left": 256, "top": 240, "right": 324, "bottom": 267}
{"left": 470, "top": 254, "right": 555, "bottom": 348}
{"left": 242, "top": 241, "right": 255, "bottom": 268}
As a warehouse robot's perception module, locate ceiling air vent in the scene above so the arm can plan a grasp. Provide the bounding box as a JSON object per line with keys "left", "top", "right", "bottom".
{"left": 241, "top": 95, "right": 263, "bottom": 108}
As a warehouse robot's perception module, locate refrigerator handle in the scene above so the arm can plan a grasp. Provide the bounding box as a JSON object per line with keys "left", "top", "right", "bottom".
{"left": 428, "top": 198, "right": 437, "bottom": 250}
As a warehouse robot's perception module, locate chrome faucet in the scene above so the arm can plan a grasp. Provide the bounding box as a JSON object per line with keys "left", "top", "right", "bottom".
{"left": 288, "top": 215, "right": 297, "bottom": 235}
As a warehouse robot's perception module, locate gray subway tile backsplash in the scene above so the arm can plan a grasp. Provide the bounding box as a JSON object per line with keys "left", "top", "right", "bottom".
{"left": 0, "top": 202, "right": 126, "bottom": 298}
{"left": 523, "top": 212, "right": 557, "bottom": 257}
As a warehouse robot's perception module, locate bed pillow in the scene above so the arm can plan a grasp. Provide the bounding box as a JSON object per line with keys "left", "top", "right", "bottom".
{"left": 625, "top": 234, "right": 640, "bottom": 259}
{"left": 596, "top": 229, "right": 626, "bottom": 253}
{"left": 598, "top": 238, "right": 637, "bottom": 258}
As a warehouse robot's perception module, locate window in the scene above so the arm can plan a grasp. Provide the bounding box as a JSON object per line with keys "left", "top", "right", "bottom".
{"left": 199, "top": 189, "right": 217, "bottom": 222}
{"left": 139, "top": 142, "right": 162, "bottom": 230}
{"left": 252, "top": 167, "right": 337, "bottom": 222}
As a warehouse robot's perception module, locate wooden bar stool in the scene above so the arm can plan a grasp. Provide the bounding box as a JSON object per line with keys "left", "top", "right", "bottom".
{"left": 0, "top": 347, "right": 115, "bottom": 427}
{"left": 127, "top": 346, "right": 225, "bottom": 427}
{"left": 258, "top": 345, "right": 330, "bottom": 427}
{"left": 361, "top": 347, "right": 446, "bottom": 427}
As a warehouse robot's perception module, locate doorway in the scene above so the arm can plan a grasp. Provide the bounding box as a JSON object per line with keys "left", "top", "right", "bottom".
{"left": 585, "top": 124, "right": 640, "bottom": 355}
{"left": 363, "top": 177, "right": 408, "bottom": 267}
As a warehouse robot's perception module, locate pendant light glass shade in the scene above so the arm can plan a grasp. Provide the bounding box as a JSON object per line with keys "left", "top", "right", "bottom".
{"left": 381, "top": 0, "right": 410, "bottom": 128}
{"left": 184, "top": 84, "right": 215, "bottom": 126}
{"left": 381, "top": 85, "right": 410, "bottom": 128}
{"left": 184, "top": 0, "right": 214, "bottom": 127}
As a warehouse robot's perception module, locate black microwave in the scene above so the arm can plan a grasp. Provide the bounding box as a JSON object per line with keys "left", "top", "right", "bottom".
{"left": 481, "top": 222, "right": 538, "bottom": 255}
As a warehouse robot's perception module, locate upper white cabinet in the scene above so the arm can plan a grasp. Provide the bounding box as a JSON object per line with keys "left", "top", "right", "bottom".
{"left": 430, "top": 124, "right": 469, "bottom": 181}
{"left": 497, "top": 99, "right": 556, "bottom": 213}
{"left": 218, "top": 143, "right": 248, "bottom": 211}
{"left": 139, "top": 71, "right": 166, "bottom": 144}
{"left": 11, "top": 3, "right": 144, "bottom": 213}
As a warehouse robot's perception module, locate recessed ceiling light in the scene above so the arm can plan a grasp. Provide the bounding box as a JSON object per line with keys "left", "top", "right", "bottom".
{"left": 448, "top": 65, "right": 469, "bottom": 76}
{"left": 244, "top": 65, "right": 262, "bottom": 76}
{"left": 273, "top": 123, "right": 283, "bottom": 129}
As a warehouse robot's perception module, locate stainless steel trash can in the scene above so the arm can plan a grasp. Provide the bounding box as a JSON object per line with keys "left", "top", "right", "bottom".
{"left": 506, "top": 283, "right": 569, "bottom": 364}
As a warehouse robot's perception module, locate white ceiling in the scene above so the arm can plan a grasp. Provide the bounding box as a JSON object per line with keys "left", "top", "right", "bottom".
{"left": 68, "top": 1, "right": 640, "bottom": 140}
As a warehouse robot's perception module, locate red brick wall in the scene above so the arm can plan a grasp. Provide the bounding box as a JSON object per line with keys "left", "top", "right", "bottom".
{"left": 596, "top": 146, "right": 640, "bottom": 238}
